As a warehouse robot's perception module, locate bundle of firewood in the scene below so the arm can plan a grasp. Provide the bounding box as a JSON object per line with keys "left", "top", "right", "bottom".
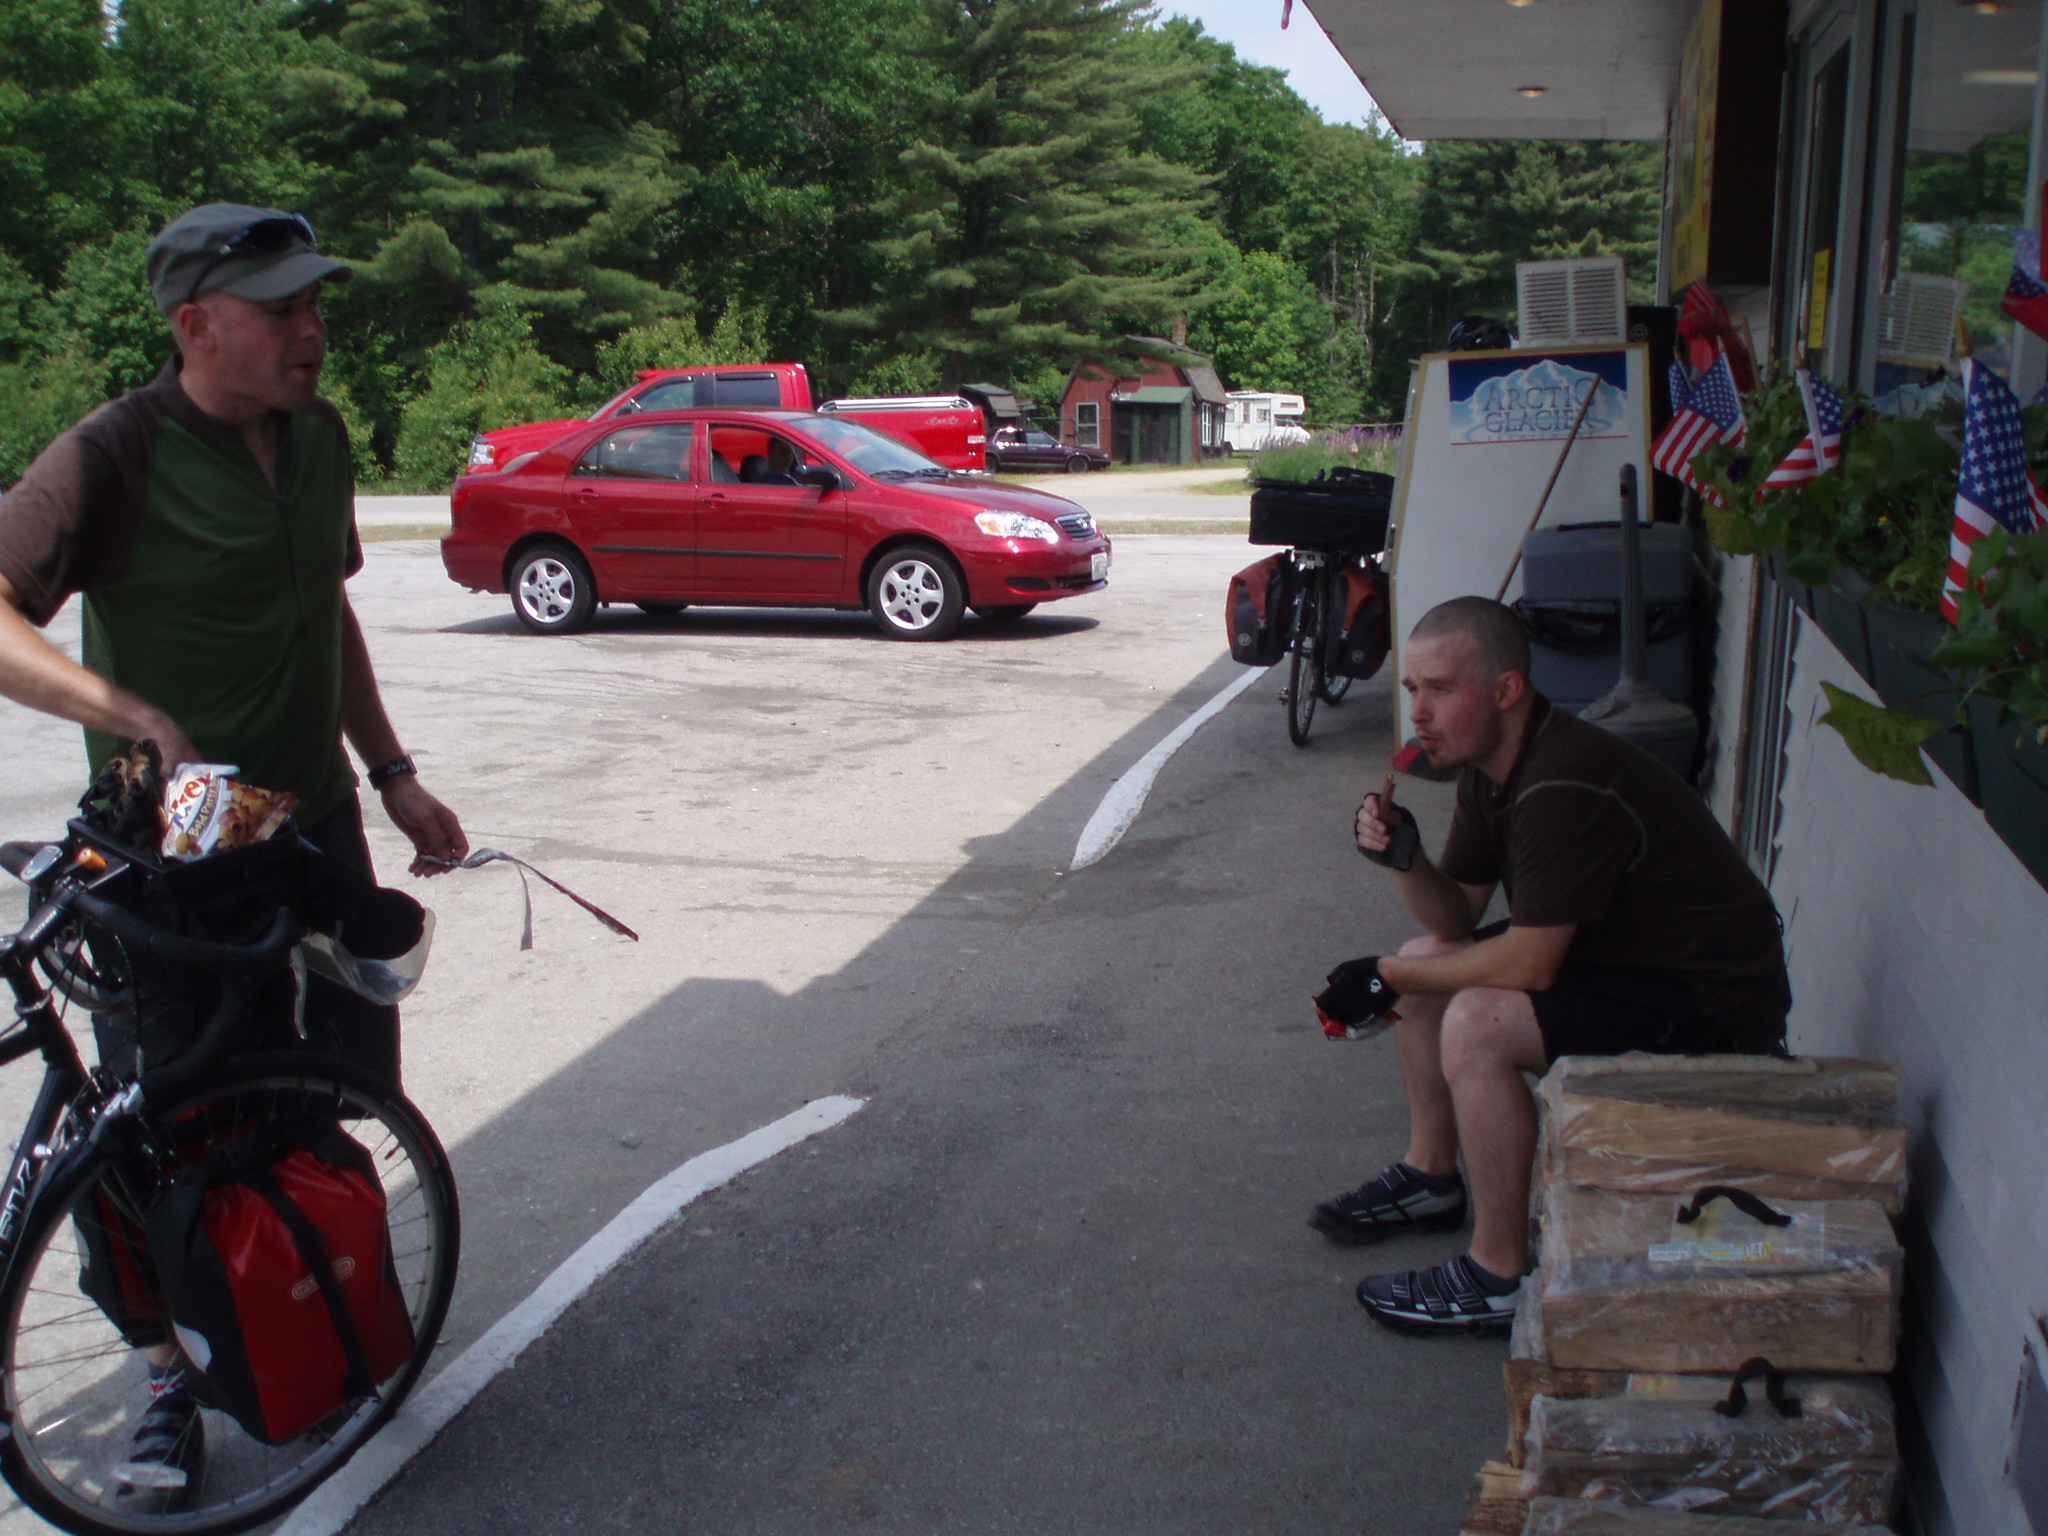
{"left": 1458, "top": 1053, "right": 1911, "bottom": 1535}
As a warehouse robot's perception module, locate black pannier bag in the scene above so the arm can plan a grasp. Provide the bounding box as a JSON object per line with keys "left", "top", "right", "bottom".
{"left": 1248, "top": 468, "right": 1394, "bottom": 553}
{"left": 1324, "top": 563, "right": 1391, "bottom": 679}
{"left": 146, "top": 1123, "right": 415, "bottom": 1445}
{"left": 1226, "top": 554, "right": 1295, "bottom": 666}
{"left": 76, "top": 1182, "right": 169, "bottom": 1350}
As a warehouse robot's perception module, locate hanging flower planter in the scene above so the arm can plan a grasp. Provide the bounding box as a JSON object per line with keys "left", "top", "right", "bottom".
{"left": 1968, "top": 697, "right": 2048, "bottom": 886}
{"left": 1865, "top": 600, "right": 1978, "bottom": 802}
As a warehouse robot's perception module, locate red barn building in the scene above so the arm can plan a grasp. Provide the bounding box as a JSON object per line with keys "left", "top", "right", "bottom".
{"left": 1058, "top": 337, "right": 1230, "bottom": 467}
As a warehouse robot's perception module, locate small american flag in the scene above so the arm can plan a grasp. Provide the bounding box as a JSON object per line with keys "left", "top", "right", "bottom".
{"left": 1651, "top": 354, "right": 1746, "bottom": 499}
{"left": 1944, "top": 358, "right": 2048, "bottom": 621}
{"left": 2003, "top": 228, "right": 2048, "bottom": 342}
{"left": 1762, "top": 370, "right": 1845, "bottom": 489}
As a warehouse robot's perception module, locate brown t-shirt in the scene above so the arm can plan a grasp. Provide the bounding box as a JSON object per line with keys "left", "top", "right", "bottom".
{"left": 1438, "top": 695, "right": 1791, "bottom": 1038}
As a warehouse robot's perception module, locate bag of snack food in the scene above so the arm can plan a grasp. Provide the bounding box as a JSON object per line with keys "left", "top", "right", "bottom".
{"left": 161, "top": 765, "right": 297, "bottom": 862}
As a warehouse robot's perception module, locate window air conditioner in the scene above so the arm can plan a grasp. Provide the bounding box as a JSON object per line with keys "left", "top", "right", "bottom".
{"left": 1515, "top": 257, "right": 1628, "bottom": 346}
{"left": 1875, "top": 272, "right": 1967, "bottom": 373}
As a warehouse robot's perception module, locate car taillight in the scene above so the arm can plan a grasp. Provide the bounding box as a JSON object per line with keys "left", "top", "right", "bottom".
{"left": 467, "top": 436, "right": 495, "bottom": 469}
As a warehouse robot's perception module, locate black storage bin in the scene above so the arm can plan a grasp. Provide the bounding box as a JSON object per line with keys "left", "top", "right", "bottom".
{"left": 1248, "top": 469, "right": 1392, "bottom": 553}
{"left": 1514, "top": 522, "right": 1696, "bottom": 711}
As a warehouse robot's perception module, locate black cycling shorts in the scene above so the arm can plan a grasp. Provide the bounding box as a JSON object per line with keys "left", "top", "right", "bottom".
{"left": 1469, "top": 919, "right": 1752, "bottom": 1064}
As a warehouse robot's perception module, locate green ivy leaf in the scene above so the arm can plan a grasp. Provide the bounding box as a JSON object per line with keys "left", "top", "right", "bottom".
{"left": 1817, "top": 682, "right": 1939, "bottom": 785}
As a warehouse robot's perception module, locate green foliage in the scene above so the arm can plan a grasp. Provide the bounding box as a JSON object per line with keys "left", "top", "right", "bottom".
{"left": 1250, "top": 432, "right": 1397, "bottom": 483}
{"left": 1187, "top": 247, "right": 1319, "bottom": 396}
{"left": 846, "top": 352, "right": 942, "bottom": 398}
{"left": 0, "top": 346, "right": 103, "bottom": 487}
{"left": 1691, "top": 370, "right": 1959, "bottom": 609}
{"left": 1935, "top": 527, "right": 2048, "bottom": 744}
{"left": 1817, "top": 681, "right": 1940, "bottom": 786}
{"left": 45, "top": 232, "right": 170, "bottom": 397}
{"left": 393, "top": 298, "right": 570, "bottom": 491}
{"left": 825, "top": 0, "right": 1210, "bottom": 387}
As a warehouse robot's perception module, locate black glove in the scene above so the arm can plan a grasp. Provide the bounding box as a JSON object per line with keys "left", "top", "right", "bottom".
{"left": 1314, "top": 956, "right": 1401, "bottom": 1040}
{"left": 1356, "top": 778, "right": 1419, "bottom": 872}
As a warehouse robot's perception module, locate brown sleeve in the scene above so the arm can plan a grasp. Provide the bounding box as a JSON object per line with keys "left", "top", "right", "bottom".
{"left": 0, "top": 401, "right": 155, "bottom": 626}
{"left": 1436, "top": 771, "right": 1498, "bottom": 887}
{"left": 1504, "top": 780, "right": 1646, "bottom": 927}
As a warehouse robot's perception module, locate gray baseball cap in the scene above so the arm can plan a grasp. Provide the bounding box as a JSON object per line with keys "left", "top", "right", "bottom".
{"left": 146, "top": 203, "right": 352, "bottom": 314}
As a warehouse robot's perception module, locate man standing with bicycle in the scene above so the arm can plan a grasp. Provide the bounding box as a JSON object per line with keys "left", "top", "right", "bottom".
{"left": 1313, "top": 596, "right": 1789, "bottom": 1333}
{"left": 0, "top": 203, "right": 467, "bottom": 1506}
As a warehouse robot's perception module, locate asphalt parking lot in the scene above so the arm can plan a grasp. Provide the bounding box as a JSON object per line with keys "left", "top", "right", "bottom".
{"left": 0, "top": 512, "right": 1505, "bottom": 1534}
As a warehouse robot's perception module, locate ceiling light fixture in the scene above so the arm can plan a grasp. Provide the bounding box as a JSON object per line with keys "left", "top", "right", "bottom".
{"left": 1516, "top": 85, "right": 1549, "bottom": 97}
{"left": 1506, "top": 0, "right": 1537, "bottom": 7}
{"left": 1962, "top": 1, "right": 2006, "bottom": 13}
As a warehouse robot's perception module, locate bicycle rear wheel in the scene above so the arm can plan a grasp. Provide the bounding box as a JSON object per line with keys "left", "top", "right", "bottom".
{"left": 0, "top": 1053, "right": 459, "bottom": 1536}
{"left": 1286, "top": 578, "right": 1321, "bottom": 746}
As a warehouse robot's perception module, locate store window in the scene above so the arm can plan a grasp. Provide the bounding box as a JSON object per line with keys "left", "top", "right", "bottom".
{"left": 1883, "top": 0, "right": 2043, "bottom": 389}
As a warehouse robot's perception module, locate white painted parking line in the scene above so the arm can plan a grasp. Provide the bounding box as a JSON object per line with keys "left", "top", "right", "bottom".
{"left": 1070, "top": 667, "right": 1262, "bottom": 871}
{"left": 276, "top": 1094, "right": 868, "bottom": 1536}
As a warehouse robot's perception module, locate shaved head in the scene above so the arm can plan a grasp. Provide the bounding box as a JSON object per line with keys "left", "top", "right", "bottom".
{"left": 1409, "top": 597, "right": 1530, "bottom": 683}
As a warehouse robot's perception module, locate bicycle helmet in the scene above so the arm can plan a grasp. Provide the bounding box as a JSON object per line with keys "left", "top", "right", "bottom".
{"left": 1444, "top": 316, "right": 1513, "bottom": 353}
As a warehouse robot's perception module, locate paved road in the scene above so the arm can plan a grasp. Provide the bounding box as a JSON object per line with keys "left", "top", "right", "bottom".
{"left": 0, "top": 534, "right": 1504, "bottom": 1535}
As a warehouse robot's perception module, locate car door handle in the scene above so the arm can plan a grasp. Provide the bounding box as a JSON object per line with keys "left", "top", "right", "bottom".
{"left": 707, "top": 492, "right": 730, "bottom": 505}
{"left": 574, "top": 486, "right": 598, "bottom": 500}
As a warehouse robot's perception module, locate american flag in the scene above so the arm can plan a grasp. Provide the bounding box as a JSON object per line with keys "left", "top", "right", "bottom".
{"left": 1762, "top": 370, "right": 1845, "bottom": 489}
{"left": 1651, "top": 354, "right": 1746, "bottom": 499}
{"left": 2002, "top": 228, "right": 2048, "bottom": 342}
{"left": 1943, "top": 357, "right": 2048, "bottom": 622}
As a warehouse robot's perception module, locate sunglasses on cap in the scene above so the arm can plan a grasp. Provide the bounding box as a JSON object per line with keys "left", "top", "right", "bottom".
{"left": 183, "top": 213, "right": 318, "bottom": 307}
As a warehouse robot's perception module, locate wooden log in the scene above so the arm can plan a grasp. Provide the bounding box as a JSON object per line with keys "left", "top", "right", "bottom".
{"left": 1503, "top": 1359, "right": 1627, "bottom": 1467}
{"left": 1459, "top": 1460, "right": 1529, "bottom": 1536}
{"left": 1522, "top": 1375, "right": 1898, "bottom": 1526}
{"left": 1534, "top": 1184, "right": 1901, "bottom": 1373}
{"left": 1538, "top": 1054, "right": 1907, "bottom": 1213}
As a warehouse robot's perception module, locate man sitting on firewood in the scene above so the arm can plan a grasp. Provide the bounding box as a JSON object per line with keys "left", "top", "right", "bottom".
{"left": 1315, "top": 595, "right": 1790, "bottom": 1334}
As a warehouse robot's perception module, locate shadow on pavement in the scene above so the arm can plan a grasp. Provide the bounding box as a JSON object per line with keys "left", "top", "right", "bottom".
{"left": 437, "top": 609, "right": 1100, "bottom": 642}
{"left": 345, "top": 663, "right": 1504, "bottom": 1536}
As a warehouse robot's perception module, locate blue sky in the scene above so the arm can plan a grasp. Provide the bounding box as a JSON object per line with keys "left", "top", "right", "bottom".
{"left": 1157, "top": 1, "right": 1384, "bottom": 128}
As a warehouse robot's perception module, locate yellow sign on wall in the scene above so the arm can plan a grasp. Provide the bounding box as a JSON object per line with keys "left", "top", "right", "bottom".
{"left": 1807, "top": 249, "right": 1832, "bottom": 354}
{"left": 1667, "top": 0, "right": 1722, "bottom": 294}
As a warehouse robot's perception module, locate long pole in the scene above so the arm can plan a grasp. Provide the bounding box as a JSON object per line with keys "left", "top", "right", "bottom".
{"left": 1495, "top": 376, "right": 1602, "bottom": 602}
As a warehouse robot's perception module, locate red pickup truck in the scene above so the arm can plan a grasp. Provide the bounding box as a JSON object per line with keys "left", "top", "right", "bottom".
{"left": 464, "top": 368, "right": 988, "bottom": 476}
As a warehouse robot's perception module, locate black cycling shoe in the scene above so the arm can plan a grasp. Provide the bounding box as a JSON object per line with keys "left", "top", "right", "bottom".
{"left": 108, "top": 1384, "right": 204, "bottom": 1514}
{"left": 1309, "top": 1162, "right": 1467, "bottom": 1245}
{"left": 1356, "top": 1254, "right": 1520, "bottom": 1336}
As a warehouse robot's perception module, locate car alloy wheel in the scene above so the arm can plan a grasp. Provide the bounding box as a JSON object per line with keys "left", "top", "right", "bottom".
{"left": 869, "top": 544, "right": 964, "bottom": 640}
{"left": 511, "top": 544, "right": 596, "bottom": 634}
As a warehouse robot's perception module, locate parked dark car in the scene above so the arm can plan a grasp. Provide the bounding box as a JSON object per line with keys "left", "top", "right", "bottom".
{"left": 986, "top": 426, "right": 1111, "bottom": 474}
{"left": 442, "top": 409, "right": 1111, "bottom": 641}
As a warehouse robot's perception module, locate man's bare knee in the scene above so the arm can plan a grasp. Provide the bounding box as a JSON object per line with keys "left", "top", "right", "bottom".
{"left": 1440, "top": 988, "right": 1539, "bottom": 1080}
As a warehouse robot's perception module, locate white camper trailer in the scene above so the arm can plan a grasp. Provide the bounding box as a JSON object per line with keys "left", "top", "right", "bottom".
{"left": 1223, "top": 391, "right": 1310, "bottom": 453}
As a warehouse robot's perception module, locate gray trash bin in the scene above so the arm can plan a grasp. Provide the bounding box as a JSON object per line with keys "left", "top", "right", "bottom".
{"left": 1514, "top": 522, "right": 1695, "bottom": 712}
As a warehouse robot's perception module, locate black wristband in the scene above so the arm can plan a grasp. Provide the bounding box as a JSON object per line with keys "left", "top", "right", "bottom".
{"left": 367, "top": 753, "right": 417, "bottom": 790}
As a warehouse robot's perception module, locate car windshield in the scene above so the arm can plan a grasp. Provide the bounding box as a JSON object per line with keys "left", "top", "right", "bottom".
{"left": 802, "top": 416, "right": 950, "bottom": 479}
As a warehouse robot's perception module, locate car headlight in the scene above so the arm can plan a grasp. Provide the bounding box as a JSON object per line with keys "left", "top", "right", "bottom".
{"left": 974, "top": 510, "right": 1060, "bottom": 543}
{"left": 468, "top": 436, "right": 496, "bottom": 468}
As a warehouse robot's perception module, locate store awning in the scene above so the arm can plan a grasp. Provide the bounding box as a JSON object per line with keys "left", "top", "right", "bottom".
{"left": 1302, "top": 0, "right": 1693, "bottom": 141}
{"left": 1113, "top": 386, "right": 1193, "bottom": 405}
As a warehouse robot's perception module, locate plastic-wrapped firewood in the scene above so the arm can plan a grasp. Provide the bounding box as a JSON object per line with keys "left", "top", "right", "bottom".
{"left": 1520, "top": 1371, "right": 1898, "bottom": 1526}
{"left": 1460, "top": 1460, "right": 1529, "bottom": 1536}
{"left": 1532, "top": 1184, "right": 1901, "bottom": 1372}
{"left": 1521, "top": 1495, "right": 1896, "bottom": 1533}
{"left": 1536, "top": 1055, "right": 1906, "bottom": 1214}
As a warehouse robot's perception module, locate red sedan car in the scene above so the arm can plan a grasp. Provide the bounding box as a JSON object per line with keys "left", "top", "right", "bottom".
{"left": 441, "top": 409, "right": 1111, "bottom": 640}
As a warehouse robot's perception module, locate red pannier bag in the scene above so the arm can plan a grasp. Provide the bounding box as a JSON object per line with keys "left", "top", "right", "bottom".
{"left": 1324, "top": 562, "right": 1391, "bottom": 680}
{"left": 1226, "top": 554, "right": 1295, "bottom": 666}
{"left": 146, "top": 1125, "right": 414, "bottom": 1444}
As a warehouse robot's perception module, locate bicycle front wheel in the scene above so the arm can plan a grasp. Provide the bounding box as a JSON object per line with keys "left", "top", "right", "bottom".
{"left": 0, "top": 1054, "right": 459, "bottom": 1536}
{"left": 1286, "top": 581, "right": 1321, "bottom": 747}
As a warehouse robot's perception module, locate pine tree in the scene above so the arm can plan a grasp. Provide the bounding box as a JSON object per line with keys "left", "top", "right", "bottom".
{"left": 828, "top": 0, "right": 1209, "bottom": 389}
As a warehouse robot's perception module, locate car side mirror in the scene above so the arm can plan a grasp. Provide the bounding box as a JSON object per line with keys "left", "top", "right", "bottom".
{"left": 795, "top": 464, "right": 841, "bottom": 491}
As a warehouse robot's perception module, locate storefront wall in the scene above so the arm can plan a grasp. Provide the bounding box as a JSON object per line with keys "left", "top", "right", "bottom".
{"left": 1716, "top": 6, "right": 2048, "bottom": 1533}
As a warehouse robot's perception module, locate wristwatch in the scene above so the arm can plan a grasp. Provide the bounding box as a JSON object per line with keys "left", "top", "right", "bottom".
{"left": 367, "top": 753, "right": 417, "bottom": 791}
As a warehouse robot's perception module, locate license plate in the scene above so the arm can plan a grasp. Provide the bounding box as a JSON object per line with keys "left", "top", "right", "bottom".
{"left": 1090, "top": 552, "right": 1108, "bottom": 582}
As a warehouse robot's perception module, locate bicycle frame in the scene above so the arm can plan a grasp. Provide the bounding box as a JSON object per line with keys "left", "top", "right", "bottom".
{"left": 0, "top": 933, "right": 101, "bottom": 1285}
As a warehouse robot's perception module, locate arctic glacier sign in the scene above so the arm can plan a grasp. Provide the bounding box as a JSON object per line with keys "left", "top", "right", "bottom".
{"left": 1445, "top": 352, "right": 1631, "bottom": 446}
